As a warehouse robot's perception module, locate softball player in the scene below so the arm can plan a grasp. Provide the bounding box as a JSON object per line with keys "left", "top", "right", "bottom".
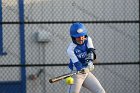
{"left": 67, "top": 22, "right": 105, "bottom": 93}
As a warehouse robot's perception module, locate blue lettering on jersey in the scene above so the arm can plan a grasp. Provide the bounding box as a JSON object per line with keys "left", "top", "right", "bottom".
{"left": 74, "top": 41, "right": 88, "bottom": 63}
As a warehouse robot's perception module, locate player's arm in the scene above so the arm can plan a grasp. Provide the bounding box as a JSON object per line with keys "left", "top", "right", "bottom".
{"left": 85, "top": 36, "right": 96, "bottom": 71}
{"left": 67, "top": 44, "right": 83, "bottom": 71}
{"left": 86, "top": 36, "right": 96, "bottom": 62}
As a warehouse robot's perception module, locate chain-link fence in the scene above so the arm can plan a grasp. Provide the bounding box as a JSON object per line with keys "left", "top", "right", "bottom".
{"left": 0, "top": 0, "right": 139, "bottom": 93}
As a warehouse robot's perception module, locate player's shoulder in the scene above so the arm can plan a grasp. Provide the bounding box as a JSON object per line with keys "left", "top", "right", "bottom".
{"left": 67, "top": 42, "right": 77, "bottom": 53}
{"left": 87, "top": 36, "right": 92, "bottom": 41}
{"left": 86, "top": 36, "right": 94, "bottom": 48}
{"left": 86, "top": 36, "right": 93, "bottom": 43}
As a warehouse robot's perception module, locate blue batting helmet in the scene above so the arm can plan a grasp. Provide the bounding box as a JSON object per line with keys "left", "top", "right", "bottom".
{"left": 70, "top": 22, "right": 87, "bottom": 38}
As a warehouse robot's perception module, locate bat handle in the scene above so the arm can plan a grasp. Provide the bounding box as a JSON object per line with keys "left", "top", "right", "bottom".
{"left": 49, "top": 79, "right": 53, "bottom": 83}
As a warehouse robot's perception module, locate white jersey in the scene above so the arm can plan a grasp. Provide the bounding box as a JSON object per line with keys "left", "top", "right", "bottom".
{"left": 67, "top": 36, "right": 94, "bottom": 70}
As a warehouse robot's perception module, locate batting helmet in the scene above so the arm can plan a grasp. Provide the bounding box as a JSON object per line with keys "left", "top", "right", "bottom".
{"left": 70, "top": 22, "right": 87, "bottom": 38}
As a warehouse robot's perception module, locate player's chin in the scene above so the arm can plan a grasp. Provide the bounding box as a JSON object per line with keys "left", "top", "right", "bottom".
{"left": 76, "top": 41, "right": 84, "bottom": 45}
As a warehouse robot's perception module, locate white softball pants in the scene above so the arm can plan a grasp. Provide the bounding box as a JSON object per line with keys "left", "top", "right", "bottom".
{"left": 67, "top": 72, "right": 105, "bottom": 93}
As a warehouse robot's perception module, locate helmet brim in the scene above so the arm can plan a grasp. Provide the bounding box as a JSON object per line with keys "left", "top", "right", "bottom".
{"left": 71, "top": 32, "right": 87, "bottom": 38}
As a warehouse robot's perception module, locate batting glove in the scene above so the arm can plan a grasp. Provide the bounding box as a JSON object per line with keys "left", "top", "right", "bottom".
{"left": 87, "top": 61, "right": 94, "bottom": 71}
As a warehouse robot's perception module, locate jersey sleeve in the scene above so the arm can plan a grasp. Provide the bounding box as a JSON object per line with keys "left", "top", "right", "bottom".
{"left": 87, "top": 36, "right": 94, "bottom": 48}
{"left": 67, "top": 43, "right": 79, "bottom": 63}
{"left": 86, "top": 36, "right": 96, "bottom": 60}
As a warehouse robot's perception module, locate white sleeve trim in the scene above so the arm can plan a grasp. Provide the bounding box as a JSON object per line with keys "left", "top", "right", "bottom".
{"left": 67, "top": 43, "right": 78, "bottom": 63}
{"left": 87, "top": 36, "right": 94, "bottom": 48}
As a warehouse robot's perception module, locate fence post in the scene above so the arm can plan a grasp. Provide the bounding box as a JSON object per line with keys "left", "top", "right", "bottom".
{"left": 18, "top": 0, "right": 26, "bottom": 93}
{"left": 0, "top": 0, "right": 7, "bottom": 55}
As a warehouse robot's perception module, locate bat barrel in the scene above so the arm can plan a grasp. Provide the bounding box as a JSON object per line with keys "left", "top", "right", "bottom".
{"left": 49, "top": 77, "right": 63, "bottom": 83}
{"left": 49, "top": 71, "right": 82, "bottom": 83}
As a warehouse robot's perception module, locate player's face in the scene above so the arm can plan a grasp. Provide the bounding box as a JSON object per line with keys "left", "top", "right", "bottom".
{"left": 75, "top": 36, "right": 86, "bottom": 44}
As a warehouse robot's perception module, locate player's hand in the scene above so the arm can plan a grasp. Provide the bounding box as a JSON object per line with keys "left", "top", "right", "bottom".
{"left": 87, "top": 61, "right": 94, "bottom": 71}
{"left": 80, "top": 68, "right": 89, "bottom": 74}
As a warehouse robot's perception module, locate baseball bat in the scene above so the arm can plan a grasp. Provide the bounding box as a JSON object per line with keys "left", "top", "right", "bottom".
{"left": 49, "top": 70, "right": 84, "bottom": 83}
{"left": 49, "top": 59, "right": 98, "bottom": 83}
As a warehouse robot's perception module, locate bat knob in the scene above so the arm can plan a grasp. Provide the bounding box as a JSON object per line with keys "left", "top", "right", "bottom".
{"left": 49, "top": 79, "right": 53, "bottom": 83}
